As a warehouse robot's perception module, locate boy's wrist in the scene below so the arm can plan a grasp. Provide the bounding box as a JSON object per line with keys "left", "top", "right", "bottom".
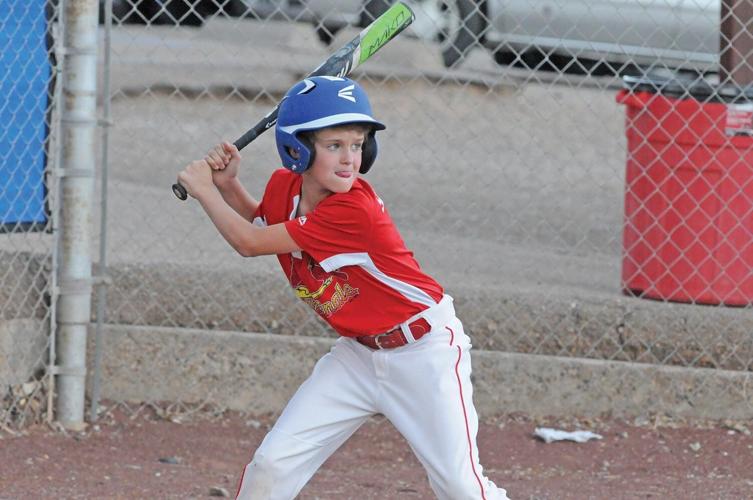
{"left": 194, "top": 182, "right": 220, "bottom": 200}
{"left": 214, "top": 175, "right": 240, "bottom": 191}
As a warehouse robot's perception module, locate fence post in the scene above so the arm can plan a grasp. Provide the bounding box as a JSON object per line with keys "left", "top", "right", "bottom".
{"left": 55, "top": 0, "right": 98, "bottom": 430}
{"left": 721, "top": 0, "right": 753, "bottom": 86}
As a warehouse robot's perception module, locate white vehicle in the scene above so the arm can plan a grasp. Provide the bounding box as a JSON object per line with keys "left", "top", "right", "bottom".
{"left": 482, "top": 0, "right": 719, "bottom": 73}
{"left": 260, "top": 0, "right": 720, "bottom": 72}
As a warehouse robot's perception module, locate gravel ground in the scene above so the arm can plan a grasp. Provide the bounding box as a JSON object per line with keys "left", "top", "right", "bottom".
{"left": 2, "top": 408, "right": 753, "bottom": 499}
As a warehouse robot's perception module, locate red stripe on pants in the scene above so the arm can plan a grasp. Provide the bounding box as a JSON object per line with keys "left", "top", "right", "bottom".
{"left": 447, "top": 326, "right": 487, "bottom": 500}
{"left": 235, "top": 464, "right": 247, "bottom": 499}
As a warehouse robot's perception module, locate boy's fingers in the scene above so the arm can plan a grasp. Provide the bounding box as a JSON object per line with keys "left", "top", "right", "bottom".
{"left": 210, "top": 145, "right": 229, "bottom": 165}
{"left": 227, "top": 143, "right": 242, "bottom": 162}
{"left": 206, "top": 151, "right": 224, "bottom": 170}
{"left": 223, "top": 141, "right": 240, "bottom": 158}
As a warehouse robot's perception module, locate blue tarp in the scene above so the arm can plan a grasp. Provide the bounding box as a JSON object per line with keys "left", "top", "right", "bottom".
{"left": 0, "top": 1, "right": 50, "bottom": 230}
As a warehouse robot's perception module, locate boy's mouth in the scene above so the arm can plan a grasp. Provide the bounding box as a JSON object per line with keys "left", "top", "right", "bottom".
{"left": 335, "top": 171, "right": 353, "bottom": 178}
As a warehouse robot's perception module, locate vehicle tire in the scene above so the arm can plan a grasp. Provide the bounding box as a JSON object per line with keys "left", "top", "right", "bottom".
{"left": 315, "top": 24, "right": 342, "bottom": 45}
{"left": 438, "top": 0, "right": 484, "bottom": 67}
{"left": 223, "top": 0, "right": 252, "bottom": 18}
{"left": 99, "top": 0, "right": 146, "bottom": 25}
{"left": 493, "top": 46, "right": 516, "bottom": 66}
{"left": 519, "top": 48, "right": 545, "bottom": 70}
{"left": 148, "top": 0, "right": 207, "bottom": 27}
{"left": 111, "top": 1, "right": 137, "bottom": 24}
{"left": 361, "top": 0, "right": 391, "bottom": 27}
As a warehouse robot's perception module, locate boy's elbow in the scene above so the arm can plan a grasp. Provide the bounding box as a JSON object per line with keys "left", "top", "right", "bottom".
{"left": 232, "top": 225, "right": 273, "bottom": 257}
{"left": 229, "top": 234, "right": 258, "bottom": 257}
{"left": 226, "top": 225, "right": 262, "bottom": 257}
{"left": 236, "top": 242, "right": 260, "bottom": 258}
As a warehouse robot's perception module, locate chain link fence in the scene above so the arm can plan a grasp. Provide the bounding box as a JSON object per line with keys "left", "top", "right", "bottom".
{"left": 1, "top": 0, "right": 58, "bottom": 431}
{"left": 4, "top": 0, "right": 753, "bottom": 428}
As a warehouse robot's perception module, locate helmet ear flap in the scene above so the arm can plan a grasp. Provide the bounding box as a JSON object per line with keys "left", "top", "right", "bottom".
{"left": 298, "top": 134, "right": 316, "bottom": 172}
{"left": 359, "top": 131, "right": 378, "bottom": 174}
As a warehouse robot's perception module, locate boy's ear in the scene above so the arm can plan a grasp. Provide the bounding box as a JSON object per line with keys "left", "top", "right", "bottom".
{"left": 287, "top": 147, "right": 300, "bottom": 160}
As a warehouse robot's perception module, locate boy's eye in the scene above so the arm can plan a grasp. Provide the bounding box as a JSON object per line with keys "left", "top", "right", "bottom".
{"left": 324, "top": 143, "right": 363, "bottom": 152}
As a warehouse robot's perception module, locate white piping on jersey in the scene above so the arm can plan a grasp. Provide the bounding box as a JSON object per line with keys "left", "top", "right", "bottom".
{"left": 320, "top": 253, "right": 437, "bottom": 307}
{"left": 278, "top": 113, "right": 381, "bottom": 133}
{"left": 289, "top": 195, "right": 302, "bottom": 260}
{"left": 289, "top": 195, "right": 300, "bottom": 220}
{"left": 320, "top": 252, "right": 369, "bottom": 270}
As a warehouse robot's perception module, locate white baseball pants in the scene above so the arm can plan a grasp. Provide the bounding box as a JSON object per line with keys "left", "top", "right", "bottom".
{"left": 235, "top": 296, "right": 509, "bottom": 500}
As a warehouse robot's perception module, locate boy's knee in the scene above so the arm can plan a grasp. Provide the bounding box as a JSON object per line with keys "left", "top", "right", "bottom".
{"left": 248, "top": 448, "right": 286, "bottom": 481}
{"left": 236, "top": 451, "right": 285, "bottom": 500}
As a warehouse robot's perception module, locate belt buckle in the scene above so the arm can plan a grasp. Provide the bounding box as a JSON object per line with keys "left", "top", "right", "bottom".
{"left": 373, "top": 331, "right": 389, "bottom": 349}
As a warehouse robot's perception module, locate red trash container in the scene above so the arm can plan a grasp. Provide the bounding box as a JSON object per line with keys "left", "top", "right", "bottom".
{"left": 617, "top": 76, "right": 753, "bottom": 306}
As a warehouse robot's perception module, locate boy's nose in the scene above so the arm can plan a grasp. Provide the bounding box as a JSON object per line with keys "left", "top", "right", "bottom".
{"left": 341, "top": 149, "right": 355, "bottom": 164}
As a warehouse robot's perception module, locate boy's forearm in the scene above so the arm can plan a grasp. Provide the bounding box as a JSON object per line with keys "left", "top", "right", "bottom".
{"left": 215, "top": 177, "right": 259, "bottom": 221}
{"left": 197, "top": 186, "right": 259, "bottom": 256}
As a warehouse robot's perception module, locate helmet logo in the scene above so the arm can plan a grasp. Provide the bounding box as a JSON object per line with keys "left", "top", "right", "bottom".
{"left": 337, "top": 85, "right": 356, "bottom": 103}
{"left": 298, "top": 79, "right": 316, "bottom": 95}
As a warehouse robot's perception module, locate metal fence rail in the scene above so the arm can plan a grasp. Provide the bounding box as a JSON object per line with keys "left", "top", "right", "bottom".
{"left": 4, "top": 0, "right": 753, "bottom": 428}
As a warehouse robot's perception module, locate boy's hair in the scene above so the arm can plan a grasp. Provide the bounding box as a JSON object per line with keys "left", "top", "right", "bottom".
{"left": 302, "top": 123, "right": 372, "bottom": 143}
{"left": 275, "top": 76, "right": 385, "bottom": 174}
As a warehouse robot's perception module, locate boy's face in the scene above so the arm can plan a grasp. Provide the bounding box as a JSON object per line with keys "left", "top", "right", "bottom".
{"left": 305, "top": 126, "right": 366, "bottom": 195}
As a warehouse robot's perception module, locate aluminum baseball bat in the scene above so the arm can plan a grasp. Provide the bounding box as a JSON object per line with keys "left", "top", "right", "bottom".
{"left": 173, "top": 2, "right": 415, "bottom": 200}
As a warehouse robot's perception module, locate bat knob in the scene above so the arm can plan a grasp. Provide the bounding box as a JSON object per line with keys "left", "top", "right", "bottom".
{"left": 172, "top": 183, "right": 188, "bottom": 201}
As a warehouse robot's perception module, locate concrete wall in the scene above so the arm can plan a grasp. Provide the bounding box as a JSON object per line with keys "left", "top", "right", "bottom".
{"left": 88, "top": 324, "right": 753, "bottom": 420}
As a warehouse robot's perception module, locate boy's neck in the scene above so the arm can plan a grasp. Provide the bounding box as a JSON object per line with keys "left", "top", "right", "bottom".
{"left": 297, "top": 179, "right": 331, "bottom": 216}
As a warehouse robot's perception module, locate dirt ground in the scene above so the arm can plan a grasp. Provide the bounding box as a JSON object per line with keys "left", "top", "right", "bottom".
{"left": 2, "top": 407, "right": 752, "bottom": 500}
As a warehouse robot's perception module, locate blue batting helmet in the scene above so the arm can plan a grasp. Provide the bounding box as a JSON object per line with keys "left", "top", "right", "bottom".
{"left": 275, "top": 76, "right": 386, "bottom": 174}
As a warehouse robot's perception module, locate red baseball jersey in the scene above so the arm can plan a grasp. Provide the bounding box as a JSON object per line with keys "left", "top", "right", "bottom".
{"left": 253, "top": 169, "right": 444, "bottom": 338}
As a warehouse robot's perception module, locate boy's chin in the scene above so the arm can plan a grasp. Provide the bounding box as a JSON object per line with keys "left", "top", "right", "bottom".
{"left": 329, "top": 177, "right": 356, "bottom": 193}
{"left": 331, "top": 184, "right": 354, "bottom": 194}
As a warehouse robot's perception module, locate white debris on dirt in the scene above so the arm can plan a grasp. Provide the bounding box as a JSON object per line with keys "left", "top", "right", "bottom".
{"left": 209, "top": 486, "right": 230, "bottom": 497}
{"left": 534, "top": 427, "right": 603, "bottom": 444}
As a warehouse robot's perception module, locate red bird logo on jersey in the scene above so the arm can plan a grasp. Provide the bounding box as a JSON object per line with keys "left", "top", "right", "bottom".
{"left": 308, "top": 259, "right": 348, "bottom": 281}
{"left": 295, "top": 277, "right": 333, "bottom": 299}
{"left": 288, "top": 254, "right": 359, "bottom": 317}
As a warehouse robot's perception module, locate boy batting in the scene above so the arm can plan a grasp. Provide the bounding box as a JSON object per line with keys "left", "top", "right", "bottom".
{"left": 177, "top": 76, "right": 509, "bottom": 499}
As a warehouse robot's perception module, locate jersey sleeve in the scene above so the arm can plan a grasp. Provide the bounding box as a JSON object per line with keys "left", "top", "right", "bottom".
{"left": 251, "top": 189, "right": 268, "bottom": 227}
{"left": 252, "top": 169, "right": 287, "bottom": 226}
{"left": 284, "top": 192, "right": 374, "bottom": 272}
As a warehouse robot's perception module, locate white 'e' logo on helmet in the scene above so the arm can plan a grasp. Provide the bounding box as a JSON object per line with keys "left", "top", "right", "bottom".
{"left": 337, "top": 84, "right": 356, "bottom": 103}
